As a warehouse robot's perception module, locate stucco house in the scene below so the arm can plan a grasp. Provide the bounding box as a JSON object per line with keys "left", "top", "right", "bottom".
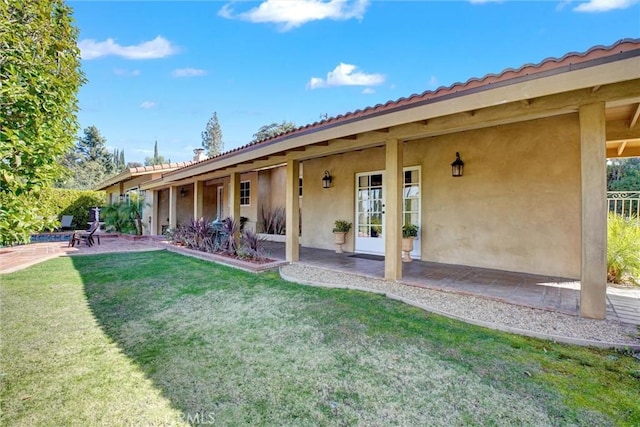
{"left": 103, "top": 39, "right": 640, "bottom": 320}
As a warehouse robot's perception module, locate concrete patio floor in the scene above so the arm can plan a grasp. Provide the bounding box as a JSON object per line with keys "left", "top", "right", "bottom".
{"left": 1, "top": 236, "right": 638, "bottom": 325}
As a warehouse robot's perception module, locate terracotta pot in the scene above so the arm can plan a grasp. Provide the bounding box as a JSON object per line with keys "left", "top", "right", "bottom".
{"left": 334, "top": 232, "right": 346, "bottom": 253}
{"left": 402, "top": 237, "right": 414, "bottom": 262}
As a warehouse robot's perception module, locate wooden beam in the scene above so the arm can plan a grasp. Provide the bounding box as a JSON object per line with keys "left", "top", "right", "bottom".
{"left": 336, "top": 134, "right": 358, "bottom": 140}
{"left": 617, "top": 140, "right": 628, "bottom": 156}
{"left": 312, "top": 141, "right": 330, "bottom": 146}
{"left": 607, "top": 145, "right": 640, "bottom": 158}
{"left": 630, "top": 103, "right": 640, "bottom": 128}
{"left": 591, "top": 85, "right": 601, "bottom": 93}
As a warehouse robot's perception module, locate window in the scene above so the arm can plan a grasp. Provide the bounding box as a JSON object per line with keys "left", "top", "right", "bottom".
{"left": 240, "top": 181, "right": 250, "bottom": 206}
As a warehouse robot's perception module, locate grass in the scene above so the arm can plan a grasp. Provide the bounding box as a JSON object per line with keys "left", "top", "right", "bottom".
{"left": 1, "top": 250, "right": 639, "bottom": 426}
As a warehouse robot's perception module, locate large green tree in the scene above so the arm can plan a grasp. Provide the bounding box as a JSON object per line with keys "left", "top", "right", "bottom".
{"left": 608, "top": 158, "right": 640, "bottom": 191}
{"left": 201, "top": 112, "right": 223, "bottom": 157}
{"left": 252, "top": 121, "right": 296, "bottom": 142}
{"left": 58, "top": 126, "right": 114, "bottom": 190}
{"left": 0, "top": 0, "right": 85, "bottom": 245}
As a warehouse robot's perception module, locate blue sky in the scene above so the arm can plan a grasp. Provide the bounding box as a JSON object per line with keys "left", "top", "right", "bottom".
{"left": 71, "top": 0, "right": 640, "bottom": 164}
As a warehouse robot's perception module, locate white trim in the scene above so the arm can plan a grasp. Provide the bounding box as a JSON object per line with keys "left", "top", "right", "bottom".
{"left": 240, "top": 180, "right": 251, "bottom": 206}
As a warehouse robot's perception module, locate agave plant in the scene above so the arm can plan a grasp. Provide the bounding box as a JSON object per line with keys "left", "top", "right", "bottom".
{"left": 238, "top": 229, "right": 265, "bottom": 261}
{"left": 260, "top": 206, "right": 286, "bottom": 235}
{"left": 219, "top": 216, "right": 240, "bottom": 255}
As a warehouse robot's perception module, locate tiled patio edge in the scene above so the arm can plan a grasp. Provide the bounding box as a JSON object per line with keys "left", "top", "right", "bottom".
{"left": 279, "top": 266, "right": 640, "bottom": 351}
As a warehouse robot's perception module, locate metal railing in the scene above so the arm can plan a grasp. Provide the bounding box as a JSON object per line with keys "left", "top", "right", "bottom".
{"left": 607, "top": 191, "right": 640, "bottom": 219}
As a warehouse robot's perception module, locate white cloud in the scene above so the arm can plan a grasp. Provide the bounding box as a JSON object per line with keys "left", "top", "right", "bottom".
{"left": 573, "top": 0, "right": 639, "bottom": 11}
{"left": 219, "top": 0, "right": 369, "bottom": 31}
{"left": 172, "top": 68, "right": 208, "bottom": 78}
{"left": 362, "top": 88, "right": 375, "bottom": 94}
{"left": 428, "top": 75, "right": 438, "bottom": 88}
{"left": 308, "top": 63, "right": 384, "bottom": 89}
{"left": 113, "top": 68, "right": 141, "bottom": 77}
{"left": 140, "top": 101, "right": 157, "bottom": 109}
{"left": 79, "top": 36, "right": 177, "bottom": 60}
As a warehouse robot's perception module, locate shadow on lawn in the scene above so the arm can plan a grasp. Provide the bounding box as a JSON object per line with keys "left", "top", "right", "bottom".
{"left": 73, "top": 250, "right": 246, "bottom": 423}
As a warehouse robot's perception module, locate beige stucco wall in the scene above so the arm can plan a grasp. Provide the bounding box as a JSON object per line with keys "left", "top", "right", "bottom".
{"left": 257, "top": 166, "right": 289, "bottom": 232}
{"left": 302, "top": 114, "right": 581, "bottom": 278}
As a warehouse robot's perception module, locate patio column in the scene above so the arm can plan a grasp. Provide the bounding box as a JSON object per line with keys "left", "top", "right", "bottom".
{"left": 169, "top": 186, "right": 177, "bottom": 229}
{"left": 151, "top": 190, "right": 159, "bottom": 235}
{"left": 579, "top": 102, "right": 607, "bottom": 319}
{"left": 229, "top": 172, "right": 241, "bottom": 221}
{"left": 193, "top": 180, "right": 204, "bottom": 219}
{"left": 384, "top": 138, "right": 403, "bottom": 281}
{"left": 286, "top": 159, "right": 300, "bottom": 262}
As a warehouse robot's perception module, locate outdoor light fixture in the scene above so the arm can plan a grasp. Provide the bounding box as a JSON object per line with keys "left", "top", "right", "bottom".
{"left": 180, "top": 187, "right": 187, "bottom": 198}
{"left": 119, "top": 193, "right": 125, "bottom": 201}
{"left": 322, "top": 170, "right": 333, "bottom": 189}
{"left": 451, "top": 152, "right": 464, "bottom": 177}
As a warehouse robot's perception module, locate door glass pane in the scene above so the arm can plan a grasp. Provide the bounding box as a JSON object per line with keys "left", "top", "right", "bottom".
{"left": 371, "top": 174, "right": 382, "bottom": 186}
{"left": 359, "top": 176, "right": 369, "bottom": 187}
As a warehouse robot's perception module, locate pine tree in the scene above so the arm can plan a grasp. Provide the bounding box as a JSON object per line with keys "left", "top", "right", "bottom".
{"left": 119, "top": 150, "right": 125, "bottom": 168}
{"left": 201, "top": 112, "right": 223, "bottom": 157}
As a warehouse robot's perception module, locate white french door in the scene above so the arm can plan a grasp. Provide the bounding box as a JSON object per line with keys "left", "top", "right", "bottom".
{"left": 355, "top": 171, "right": 385, "bottom": 254}
{"left": 355, "top": 167, "right": 421, "bottom": 257}
{"left": 403, "top": 167, "right": 421, "bottom": 259}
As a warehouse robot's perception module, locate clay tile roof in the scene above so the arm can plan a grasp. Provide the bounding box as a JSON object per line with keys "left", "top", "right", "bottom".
{"left": 168, "top": 38, "right": 640, "bottom": 175}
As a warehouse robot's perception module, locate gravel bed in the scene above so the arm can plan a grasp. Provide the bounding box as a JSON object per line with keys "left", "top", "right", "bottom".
{"left": 280, "top": 264, "right": 640, "bottom": 349}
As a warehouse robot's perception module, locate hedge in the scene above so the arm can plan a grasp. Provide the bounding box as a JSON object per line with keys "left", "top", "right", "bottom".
{"left": 38, "top": 188, "right": 106, "bottom": 231}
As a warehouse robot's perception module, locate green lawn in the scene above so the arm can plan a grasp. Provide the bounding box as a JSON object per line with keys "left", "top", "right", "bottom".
{"left": 1, "top": 251, "right": 639, "bottom": 426}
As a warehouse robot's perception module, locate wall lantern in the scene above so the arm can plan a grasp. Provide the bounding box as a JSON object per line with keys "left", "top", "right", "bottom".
{"left": 180, "top": 187, "right": 187, "bottom": 198}
{"left": 322, "top": 170, "right": 333, "bottom": 189}
{"left": 119, "top": 193, "right": 125, "bottom": 201}
{"left": 451, "top": 152, "right": 464, "bottom": 177}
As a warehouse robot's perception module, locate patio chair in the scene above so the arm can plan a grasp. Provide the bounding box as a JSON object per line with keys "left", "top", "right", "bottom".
{"left": 74, "top": 220, "right": 101, "bottom": 247}
{"left": 59, "top": 215, "right": 74, "bottom": 231}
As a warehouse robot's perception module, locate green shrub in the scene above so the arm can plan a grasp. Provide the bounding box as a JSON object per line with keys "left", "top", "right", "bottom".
{"left": 38, "top": 188, "right": 106, "bottom": 230}
{"left": 333, "top": 220, "right": 352, "bottom": 233}
{"left": 607, "top": 213, "right": 640, "bottom": 285}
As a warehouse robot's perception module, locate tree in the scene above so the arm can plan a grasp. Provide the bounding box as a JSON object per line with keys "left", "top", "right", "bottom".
{"left": 56, "top": 125, "right": 114, "bottom": 190}
{"left": 608, "top": 158, "right": 640, "bottom": 191}
{"left": 252, "top": 121, "right": 296, "bottom": 142}
{"left": 126, "top": 162, "right": 144, "bottom": 168}
{"left": 144, "top": 140, "right": 169, "bottom": 166}
{"left": 77, "top": 126, "right": 113, "bottom": 170}
{"left": 0, "top": 0, "right": 85, "bottom": 245}
{"left": 201, "top": 112, "right": 223, "bottom": 157}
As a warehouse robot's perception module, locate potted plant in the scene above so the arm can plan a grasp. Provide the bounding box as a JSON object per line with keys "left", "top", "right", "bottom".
{"left": 401, "top": 224, "right": 419, "bottom": 262}
{"left": 332, "top": 220, "right": 352, "bottom": 253}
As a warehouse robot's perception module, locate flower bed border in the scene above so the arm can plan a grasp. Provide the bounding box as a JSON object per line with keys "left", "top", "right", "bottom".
{"left": 166, "top": 243, "right": 288, "bottom": 273}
